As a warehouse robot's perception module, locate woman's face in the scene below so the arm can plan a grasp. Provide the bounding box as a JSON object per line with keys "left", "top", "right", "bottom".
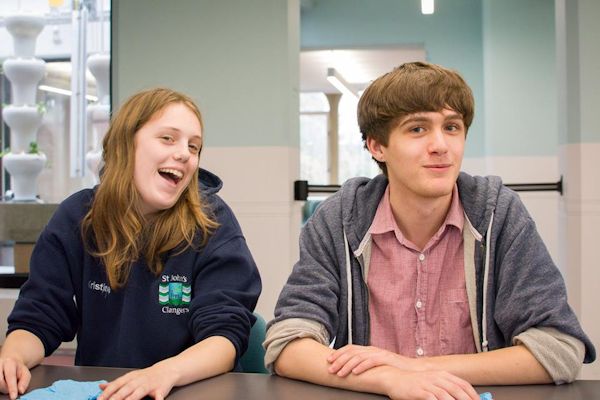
{"left": 133, "top": 103, "right": 202, "bottom": 216}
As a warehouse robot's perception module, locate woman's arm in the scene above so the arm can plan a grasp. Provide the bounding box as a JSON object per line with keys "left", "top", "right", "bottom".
{"left": 97, "top": 336, "right": 235, "bottom": 400}
{"left": 0, "top": 330, "right": 45, "bottom": 399}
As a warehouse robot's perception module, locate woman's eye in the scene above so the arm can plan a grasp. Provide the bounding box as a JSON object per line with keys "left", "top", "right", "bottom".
{"left": 161, "top": 135, "right": 174, "bottom": 142}
{"left": 189, "top": 144, "right": 199, "bottom": 154}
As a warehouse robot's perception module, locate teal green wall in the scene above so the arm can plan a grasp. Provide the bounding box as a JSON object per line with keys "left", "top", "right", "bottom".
{"left": 559, "top": 0, "right": 600, "bottom": 145}
{"left": 483, "top": 0, "right": 557, "bottom": 156}
{"left": 300, "top": 0, "right": 485, "bottom": 157}
{"left": 112, "top": 0, "right": 300, "bottom": 148}
{"left": 574, "top": 0, "right": 600, "bottom": 144}
{"left": 301, "top": 0, "right": 562, "bottom": 157}
{"left": 110, "top": 0, "right": 572, "bottom": 153}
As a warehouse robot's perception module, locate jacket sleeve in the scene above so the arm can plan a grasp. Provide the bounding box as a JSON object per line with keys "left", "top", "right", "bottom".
{"left": 514, "top": 327, "right": 585, "bottom": 383}
{"left": 491, "top": 191, "right": 595, "bottom": 382}
{"left": 264, "top": 200, "right": 343, "bottom": 370}
{"left": 187, "top": 197, "right": 261, "bottom": 362}
{"left": 7, "top": 203, "right": 80, "bottom": 356}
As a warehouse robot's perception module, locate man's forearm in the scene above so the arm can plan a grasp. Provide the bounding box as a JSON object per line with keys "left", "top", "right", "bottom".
{"left": 275, "top": 338, "right": 392, "bottom": 395}
{"left": 275, "top": 338, "right": 480, "bottom": 400}
{"left": 423, "top": 345, "right": 552, "bottom": 385}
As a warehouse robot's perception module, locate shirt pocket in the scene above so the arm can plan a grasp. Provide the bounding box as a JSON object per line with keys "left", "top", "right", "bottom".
{"left": 439, "top": 288, "right": 476, "bottom": 355}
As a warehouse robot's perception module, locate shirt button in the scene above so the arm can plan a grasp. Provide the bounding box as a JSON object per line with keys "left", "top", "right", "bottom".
{"left": 418, "top": 253, "right": 425, "bottom": 261}
{"left": 416, "top": 300, "right": 423, "bottom": 309}
{"left": 416, "top": 347, "right": 424, "bottom": 356}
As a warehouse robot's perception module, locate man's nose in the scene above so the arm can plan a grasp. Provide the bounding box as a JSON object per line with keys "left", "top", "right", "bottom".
{"left": 428, "top": 128, "right": 448, "bottom": 153}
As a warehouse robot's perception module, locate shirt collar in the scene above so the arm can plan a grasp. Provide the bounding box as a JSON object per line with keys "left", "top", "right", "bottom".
{"left": 369, "top": 184, "right": 464, "bottom": 237}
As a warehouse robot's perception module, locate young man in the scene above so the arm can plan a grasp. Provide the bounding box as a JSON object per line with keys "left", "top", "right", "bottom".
{"left": 265, "top": 62, "right": 595, "bottom": 399}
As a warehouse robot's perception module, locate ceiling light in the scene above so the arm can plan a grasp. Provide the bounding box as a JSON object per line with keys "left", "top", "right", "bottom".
{"left": 39, "top": 84, "right": 98, "bottom": 101}
{"left": 326, "top": 68, "right": 359, "bottom": 99}
{"left": 421, "top": 0, "right": 434, "bottom": 14}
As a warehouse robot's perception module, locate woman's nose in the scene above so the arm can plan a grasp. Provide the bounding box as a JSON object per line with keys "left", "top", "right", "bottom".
{"left": 174, "top": 149, "right": 190, "bottom": 162}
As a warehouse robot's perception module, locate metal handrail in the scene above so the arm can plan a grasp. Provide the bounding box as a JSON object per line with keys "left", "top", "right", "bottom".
{"left": 294, "top": 176, "right": 563, "bottom": 201}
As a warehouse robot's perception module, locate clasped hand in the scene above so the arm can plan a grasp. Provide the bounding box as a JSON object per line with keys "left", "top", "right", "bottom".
{"left": 327, "top": 344, "right": 424, "bottom": 377}
{"left": 327, "top": 345, "right": 480, "bottom": 400}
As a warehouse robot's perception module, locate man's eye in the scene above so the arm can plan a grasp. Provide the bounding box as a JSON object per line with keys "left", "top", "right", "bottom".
{"left": 410, "top": 126, "right": 425, "bottom": 133}
{"left": 446, "top": 124, "right": 462, "bottom": 132}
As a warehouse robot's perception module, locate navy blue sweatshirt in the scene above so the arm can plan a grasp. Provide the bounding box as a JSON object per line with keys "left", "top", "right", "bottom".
{"left": 7, "top": 169, "right": 261, "bottom": 368}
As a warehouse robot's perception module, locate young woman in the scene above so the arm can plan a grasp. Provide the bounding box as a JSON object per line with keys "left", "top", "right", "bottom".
{"left": 0, "top": 88, "right": 261, "bottom": 400}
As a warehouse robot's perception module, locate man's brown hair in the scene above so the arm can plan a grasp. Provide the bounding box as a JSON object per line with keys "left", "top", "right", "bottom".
{"left": 357, "top": 61, "right": 474, "bottom": 175}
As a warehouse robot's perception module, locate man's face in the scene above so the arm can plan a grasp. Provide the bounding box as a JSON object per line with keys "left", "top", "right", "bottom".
{"left": 367, "top": 108, "right": 466, "bottom": 201}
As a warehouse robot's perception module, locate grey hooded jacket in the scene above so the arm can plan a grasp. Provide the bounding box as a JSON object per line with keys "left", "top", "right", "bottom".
{"left": 265, "top": 172, "right": 595, "bottom": 383}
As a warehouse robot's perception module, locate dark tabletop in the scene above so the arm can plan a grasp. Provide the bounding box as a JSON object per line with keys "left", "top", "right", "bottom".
{"left": 2, "top": 365, "right": 599, "bottom": 400}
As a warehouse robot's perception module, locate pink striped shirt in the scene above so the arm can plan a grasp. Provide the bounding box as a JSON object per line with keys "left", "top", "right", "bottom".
{"left": 367, "top": 185, "right": 476, "bottom": 357}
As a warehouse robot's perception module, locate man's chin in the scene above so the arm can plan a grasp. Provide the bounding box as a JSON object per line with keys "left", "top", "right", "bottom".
{"left": 420, "top": 183, "right": 455, "bottom": 199}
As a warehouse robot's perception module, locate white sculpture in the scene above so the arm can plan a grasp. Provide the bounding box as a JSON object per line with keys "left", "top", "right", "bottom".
{"left": 2, "top": 13, "right": 47, "bottom": 202}
{"left": 85, "top": 53, "right": 110, "bottom": 181}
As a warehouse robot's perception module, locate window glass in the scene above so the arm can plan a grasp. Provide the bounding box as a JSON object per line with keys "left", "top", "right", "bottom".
{"left": 300, "top": 92, "right": 329, "bottom": 184}
{"left": 0, "top": 0, "right": 111, "bottom": 202}
{"left": 300, "top": 92, "right": 329, "bottom": 113}
{"left": 0, "top": 0, "right": 110, "bottom": 273}
{"left": 338, "top": 94, "right": 379, "bottom": 183}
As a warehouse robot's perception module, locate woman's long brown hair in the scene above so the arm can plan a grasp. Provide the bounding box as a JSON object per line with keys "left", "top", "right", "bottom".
{"left": 81, "top": 88, "right": 218, "bottom": 289}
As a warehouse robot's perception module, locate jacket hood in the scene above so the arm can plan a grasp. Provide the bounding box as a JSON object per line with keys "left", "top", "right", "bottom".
{"left": 339, "top": 174, "right": 387, "bottom": 251}
{"left": 199, "top": 168, "right": 223, "bottom": 196}
{"left": 457, "top": 172, "right": 503, "bottom": 236}
{"left": 340, "top": 172, "right": 505, "bottom": 250}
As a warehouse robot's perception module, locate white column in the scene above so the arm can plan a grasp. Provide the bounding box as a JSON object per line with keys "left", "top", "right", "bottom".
{"left": 556, "top": 0, "right": 600, "bottom": 379}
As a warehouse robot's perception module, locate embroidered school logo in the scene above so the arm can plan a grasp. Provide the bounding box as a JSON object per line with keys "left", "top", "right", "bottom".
{"left": 159, "top": 282, "right": 191, "bottom": 306}
{"left": 159, "top": 274, "right": 191, "bottom": 315}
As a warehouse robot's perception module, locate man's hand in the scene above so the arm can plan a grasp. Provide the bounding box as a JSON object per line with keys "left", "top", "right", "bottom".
{"left": 97, "top": 363, "right": 179, "bottom": 400}
{"left": 327, "top": 344, "right": 424, "bottom": 376}
{"left": 0, "top": 356, "right": 31, "bottom": 400}
{"left": 383, "top": 369, "right": 480, "bottom": 400}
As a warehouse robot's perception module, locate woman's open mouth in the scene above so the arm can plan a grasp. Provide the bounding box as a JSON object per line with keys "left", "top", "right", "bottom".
{"left": 158, "top": 168, "right": 183, "bottom": 185}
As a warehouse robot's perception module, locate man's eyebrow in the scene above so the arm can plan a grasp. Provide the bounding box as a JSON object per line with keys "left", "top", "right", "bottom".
{"left": 398, "top": 116, "right": 430, "bottom": 126}
{"left": 399, "top": 113, "right": 464, "bottom": 126}
{"left": 443, "top": 113, "right": 464, "bottom": 121}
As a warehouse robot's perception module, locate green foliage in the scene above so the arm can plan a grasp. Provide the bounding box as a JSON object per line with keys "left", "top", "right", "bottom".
{"left": 0, "top": 143, "right": 41, "bottom": 156}
{"left": 36, "top": 102, "right": 47, "bottom": 114}
{"left": 28, "top": 142, "right": 39, "bottom": 154}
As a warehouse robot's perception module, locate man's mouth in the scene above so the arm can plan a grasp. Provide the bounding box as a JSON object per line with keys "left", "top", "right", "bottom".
{"left": 158, "top": 168, "right": 183, "bottom": 184}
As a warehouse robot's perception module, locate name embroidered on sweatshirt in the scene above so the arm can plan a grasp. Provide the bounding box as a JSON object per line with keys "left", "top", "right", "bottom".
{"left": 87, "top": 281, "right": 111, "bottom": 296}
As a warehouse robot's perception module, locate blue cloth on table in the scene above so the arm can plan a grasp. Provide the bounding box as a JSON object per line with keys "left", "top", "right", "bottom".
{"left": 479, "top": 392, "right": 493, "bottom": 400}
{"left": 20, "top": 379, "right": 106, "bottom": 400}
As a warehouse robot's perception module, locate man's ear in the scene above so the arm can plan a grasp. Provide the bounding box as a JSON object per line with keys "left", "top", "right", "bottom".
{"left": 366, "top": 136, "right": 385, "bottom": 162}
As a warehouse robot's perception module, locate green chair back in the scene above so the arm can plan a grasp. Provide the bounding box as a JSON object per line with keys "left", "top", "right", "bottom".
{"left": 240, "top": 312, "right": 269, "bottom": 373}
